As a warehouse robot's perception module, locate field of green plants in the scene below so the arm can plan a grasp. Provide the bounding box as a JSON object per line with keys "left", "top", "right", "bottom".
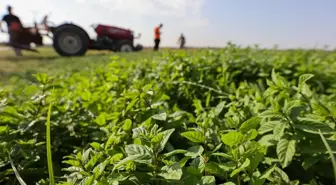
{"left": 1, "top": 44, "right": 336, "bottom": 185}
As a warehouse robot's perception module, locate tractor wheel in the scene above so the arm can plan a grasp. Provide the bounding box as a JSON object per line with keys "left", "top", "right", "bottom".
{"left": 118, "top": 41, "right": 133, "bottom": 52}
{"left": 52, "top": 24, "right": 89, "bottom": 56}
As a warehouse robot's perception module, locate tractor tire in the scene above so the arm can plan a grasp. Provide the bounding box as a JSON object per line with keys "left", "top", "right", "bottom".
{"left": 134, "top": 44, "right": 143, "bottom": 51}
{"left": 118, "top": 40, "right": 134, "bottom": 52}
{"left": 52, "top": 24, "right": 89, "bottom": 56}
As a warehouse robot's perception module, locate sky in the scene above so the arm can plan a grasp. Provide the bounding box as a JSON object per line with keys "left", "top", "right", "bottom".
{"left": 0, "top": 0, "right": 336, "bottom": 49}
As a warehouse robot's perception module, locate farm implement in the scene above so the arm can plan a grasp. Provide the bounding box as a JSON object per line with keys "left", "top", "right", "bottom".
{"left": 2, "top": 15, "right": 143, "bottom": 56}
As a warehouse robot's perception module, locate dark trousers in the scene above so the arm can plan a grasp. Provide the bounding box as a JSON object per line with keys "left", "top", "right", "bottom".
{"left": 180, "top": 42, "right": 185, "bottom": 49}
{"left": 9, "top": 31, "right": 22, "bottom": 56}
{"left": 154, "top": 39, "right": 160, "bottom": 51}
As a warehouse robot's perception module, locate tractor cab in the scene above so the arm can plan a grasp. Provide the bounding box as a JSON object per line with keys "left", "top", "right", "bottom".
{"left": 88, "top": 24, "right": 143, "bottom": 52}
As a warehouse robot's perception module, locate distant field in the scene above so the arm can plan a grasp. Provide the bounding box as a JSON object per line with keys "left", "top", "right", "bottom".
{"left": 0, "top": 46, "right": 199, "bottom": 82}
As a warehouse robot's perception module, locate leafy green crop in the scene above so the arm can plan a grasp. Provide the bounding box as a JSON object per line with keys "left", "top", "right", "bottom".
{"left": 0, "top": 45, "right": 336, "bottom": 185}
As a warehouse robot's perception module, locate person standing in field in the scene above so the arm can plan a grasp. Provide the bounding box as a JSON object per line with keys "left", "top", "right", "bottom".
{"left": 0, "top": 5, "right": 23, "bottom": 56}
{"left": 154, "top": 23, "right": 163, "bottom": 51}
{"left": 178, "top": 33, "right": 186, "bottom": 49}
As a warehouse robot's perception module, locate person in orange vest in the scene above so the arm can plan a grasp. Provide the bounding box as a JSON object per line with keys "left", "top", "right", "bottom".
{"left": 153, "top": 23, "right": 163, "bottom": 51}
{"left": 0, "top": 5, "right": 23, "bottom": 56}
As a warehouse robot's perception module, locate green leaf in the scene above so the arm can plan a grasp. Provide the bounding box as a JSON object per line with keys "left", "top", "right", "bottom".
{"left": 110, "top": 153, "right": 124, "bottom": 164}
{"left": 271, "top": 69, "right": 289, "bottom": 88}
{"left": 193, "top": 99, "right": 204, "bottom": 113}
{"left": 212, "top": 143, "right": 222, "bottom": 153}
{"left": 295, "top": 118, "right": 334, "bottom": 134}
{"left": 152, "top": 112, "right": 167, "bottom": 121}
{"left": 122, "top": 119, "right": 132, "bottom": 131}
{"left": 83, "top": 176, "right": 95, "bottom": 185}
{"left": 259, "top": 164, "right": 276, "bottom": 179}
{"left": 163, "top": 149, "right": 188, "bottom": 158}
{"left": 230, "top": 158, "right": 250, "bottom": 177}
{"left": 82, "top": 149, "right": 91, "bottom": 163}
{"left": 184, "top": 176, "right": 200, "bottom": 185}
{"left": 298, "top": 74, "right": 314, "bottom": 90}
{"left": 258, "top": 134, "right": 277, "bottom": 147}
{"left": 218, "top": 162, "right": 236, "bottom": 171}
{"left": 151, "top": 101, "right": 165, "bottom": 108}
{"left": 181, "top": 131, "right": 205, "bottom": 143}
{"left": 239, "top": 117, "right": 261, "bottom": 133}
{"left": 212, "top": 153, "right": 233, "bottom": 160}
{"left": 312, "top": 102, "right": 330, "bottom": 116}
{"left": 277, "top": 138, "right": 296, "bottom": 168}
{"left": 205, "top": 162, "right": 224, "bottom": 175}
{"left": 169, "top": 110, "right": 186, "bottom": 118}
{"left": 113, "top": 154, "right": 151, "bottom": 171}
{"left": 200, "top": 176, "right": 216, "bottom": 185}
{"left": 186, "top": 167, "right": 202, "bottom": 176}
{"left": 273, "top": 121, "right": 286, "bottom": 140}
{"left": 246, "top": 129, "right": 258, "bottom": 141}
{"left": 190, "top": 157, "right": 206, "bottom": 171}
{"left": 95, "top": 113, "right": 106, "bottom": 126}
{"left": 308, "top": 179, "right": 318, "bottom": 185}
{"left": 259, "top": 110, "right": 284, "bottom": 119}
{"left": 258, "top": 121, "right": 278, "bottom": 135}
{"left": 285, "top": 100, "right": 305, "bottom": 115}
{"left": 253, "top": 164, "right": 276, "bottom": 185}
{"left": 142, "top": 84, "right": 152, "bottom": 92}
{"left": 159, "top": 163, "right": 183, "bottom": 180}
{"left": 34, "top": 73, "right": 48, "bottom": 84}
{"left": 0, "top": 126, "right": 8, "bottom": 134}
{"left": 90, "top": 142, "right": 102, "bottom": 151}
{"left": 274, "top": 167, "right": 290, "bottom": 183}
{"left": 125, "top": 144, "right": 152, "bottom": 156}
{"left": 63, "top": 159, "right": 81, "bottom": 167}
{"left": 302, "top": 156, "right": 320, "bottom": 170}
{"left": 132, "top": 126, "right": 148, "bottom": 138}
{"left": 93, "top": 161, "right": 107, "bottom": 178}
{"left": 179, "top": 156, "right": 191, "bottom": 167}
{"left": 301, "top": 83, "right": 312, "bottom": 97}
{"left": 150, "top": 124, "right": 160, "bottom": 136}
{"left": 85, "top": 153, "right": 103, "bottom": 171}
{"left": 185, "top": 145, "right": 204, "bottom": 158}
{"left": 221, "top": 131, "right": 244, "bottom": 147}
{"left": 290, "top": 180, "right": 300, "bottom": 185}
{"left": 247, "top": 151, "right": 264, "bottom": 174}
{"left": 155, "top": 128, "right": 175, "bottom": 154}
{"left": 214, "top": 101, "right": 226, "bottom": 116}
{"left": 126, "top": 98, "right": 138, "bottom": 112}
{"left": 264, "top": 86, "right": 280, "bottom": 98}
{"left": 220, "top": 182, "right": 236, "bottom": 185}
{"left": 105, "top": 135, "right": 120, "bottom": 150}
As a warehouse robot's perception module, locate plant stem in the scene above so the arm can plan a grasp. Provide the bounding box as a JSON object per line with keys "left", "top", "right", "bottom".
{"left": 237, "top": 174, "right": 241, "bottom": 185}
{"left": 46, "top": 103, "right": 55, "bottom": 185}
{"left": 319, "top": 130, "right": 336, "bottom": 185}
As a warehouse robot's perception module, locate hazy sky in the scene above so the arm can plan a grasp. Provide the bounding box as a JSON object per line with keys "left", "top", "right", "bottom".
{"left": 0, "top": 0, "right": 335, "bottom": 48}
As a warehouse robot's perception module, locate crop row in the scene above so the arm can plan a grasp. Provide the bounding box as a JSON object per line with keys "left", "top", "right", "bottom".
{"left": 0, "top": 46, "right": 336, "bottom": 184}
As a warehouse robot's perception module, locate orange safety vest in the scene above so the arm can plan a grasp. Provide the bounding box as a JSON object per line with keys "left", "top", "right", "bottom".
{"left": 154, "top": 27, "right": 160, "bottom": 39}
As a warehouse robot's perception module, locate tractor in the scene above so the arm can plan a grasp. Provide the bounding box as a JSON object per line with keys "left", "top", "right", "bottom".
{"left": 3, "top": 15, "right": 143, "bottom": 56}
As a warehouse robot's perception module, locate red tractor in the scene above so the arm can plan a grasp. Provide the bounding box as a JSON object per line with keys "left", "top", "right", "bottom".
{"left": 4, "top": 15, "right": 143, "bottom": 56}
